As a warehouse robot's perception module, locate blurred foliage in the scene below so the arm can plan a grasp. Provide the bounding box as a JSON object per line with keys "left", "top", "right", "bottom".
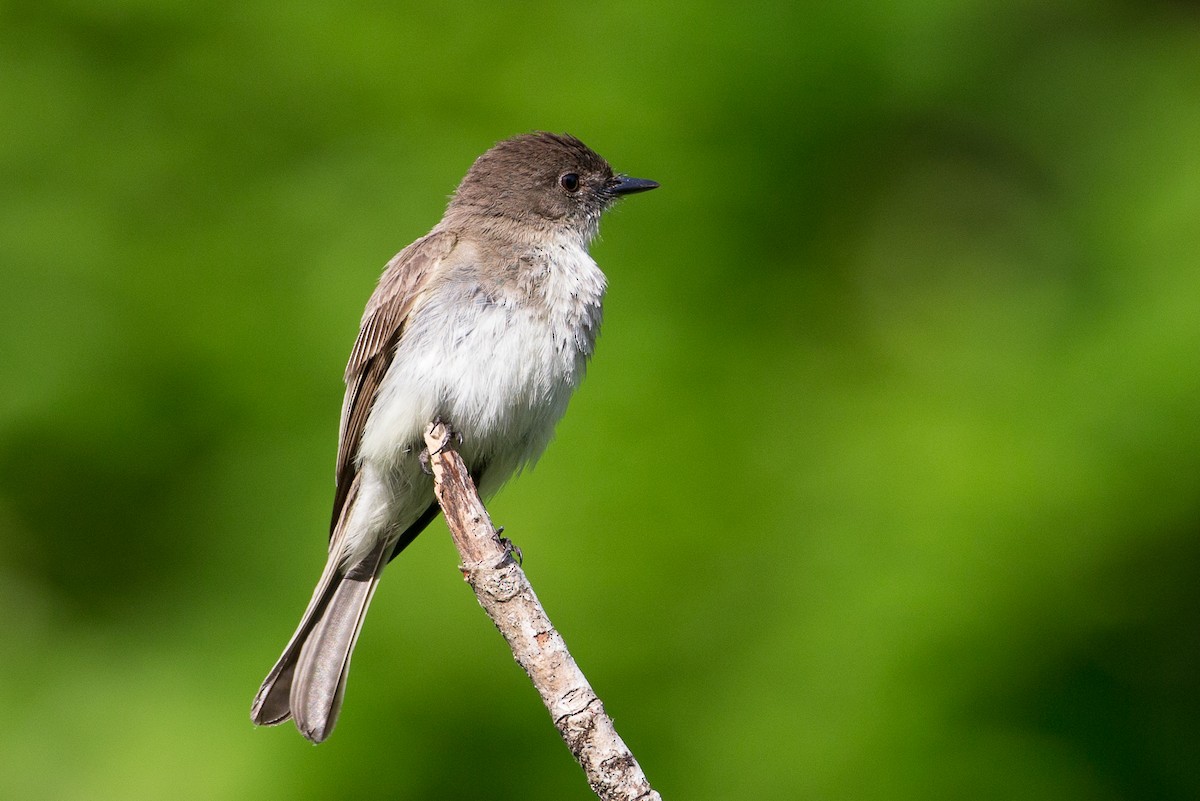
{"left": 2, "top": 1, "right": 1198, "bottom": 799}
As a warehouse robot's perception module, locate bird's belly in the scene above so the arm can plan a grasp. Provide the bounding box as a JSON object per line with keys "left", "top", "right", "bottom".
{"left": 357, "top": 296, "right": 592, "bottom": 484}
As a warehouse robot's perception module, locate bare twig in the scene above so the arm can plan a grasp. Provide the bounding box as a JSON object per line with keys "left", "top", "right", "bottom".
{"left": 423, "top": 422, "right": 663, "bottom": 801}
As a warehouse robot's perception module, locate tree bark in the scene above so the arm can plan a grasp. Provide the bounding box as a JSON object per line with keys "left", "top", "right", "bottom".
{"left": 423, "top": 422, "right": 663, "bottom": 801}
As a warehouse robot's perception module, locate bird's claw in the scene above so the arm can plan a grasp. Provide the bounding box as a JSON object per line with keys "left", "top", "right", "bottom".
{"left": 420, "top": 418, "right": 461, "bottom": 474}
{"left": 496, "top": 527, "right": 523, "bottom": 566}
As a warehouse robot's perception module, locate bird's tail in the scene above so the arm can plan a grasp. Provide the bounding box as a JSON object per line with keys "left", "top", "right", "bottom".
{"left": 251, "top": 472, "right": 386, "bottom": 743}
{"left": 250, "top": 537, "right": 388, "bottom": 743}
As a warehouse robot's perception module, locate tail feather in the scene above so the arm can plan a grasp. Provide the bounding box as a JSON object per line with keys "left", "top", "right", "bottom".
{"left": 250, "top": 541, "right": 388, "bottom": 741}
{"left": 290, "top": 542, "right": 388, "bottom": 742}
{"left": 250, "top": 548, "right": 345, "bottom": 726}
{"left": 251, "top": 474, "right": 365, "bottom": 732}
{"left": 251, "top": 465, "right": 441, "bottom": 741}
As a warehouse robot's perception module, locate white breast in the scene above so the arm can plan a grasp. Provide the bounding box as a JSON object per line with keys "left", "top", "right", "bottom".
{"left": 358, "top": 236, "right": 606, "bottom": 495}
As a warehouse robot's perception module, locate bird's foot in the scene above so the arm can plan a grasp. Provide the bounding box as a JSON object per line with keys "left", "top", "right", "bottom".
{"left": 420, "top": 418, "right": 461, "bottom": 474}
{"left": 496, "top": 526, "right": 523, "bottom": 566}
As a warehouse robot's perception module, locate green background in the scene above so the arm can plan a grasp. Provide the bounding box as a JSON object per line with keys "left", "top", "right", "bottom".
{"left": 2, "top": 1, "right": 1198, "bottom": 799}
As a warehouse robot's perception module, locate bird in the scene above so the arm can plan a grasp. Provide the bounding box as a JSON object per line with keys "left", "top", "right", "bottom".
{"left": 250, "top": 132, "right": 658, "bottom": 742}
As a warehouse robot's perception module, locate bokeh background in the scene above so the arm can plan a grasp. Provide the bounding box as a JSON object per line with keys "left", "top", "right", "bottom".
{"left": 2, "top": 1, "right": 1198, "bottom": 799}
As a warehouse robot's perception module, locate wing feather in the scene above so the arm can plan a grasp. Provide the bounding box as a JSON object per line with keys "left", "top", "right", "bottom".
{"left": 328, "top": 230, "right": 457, "bottom": 536}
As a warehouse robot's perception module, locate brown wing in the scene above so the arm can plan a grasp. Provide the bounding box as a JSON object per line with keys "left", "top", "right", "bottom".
{"left": 329, "top": 229, "right": 457, "bottom": 536}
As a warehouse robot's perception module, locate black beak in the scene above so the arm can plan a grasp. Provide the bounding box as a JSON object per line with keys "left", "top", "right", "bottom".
{"left": 609, "top": 176, "right": 660, "bottom": 195}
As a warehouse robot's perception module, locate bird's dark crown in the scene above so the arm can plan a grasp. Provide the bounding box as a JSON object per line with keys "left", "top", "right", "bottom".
{"left": 447, "top": 132, "right": 620, "bottom": 233}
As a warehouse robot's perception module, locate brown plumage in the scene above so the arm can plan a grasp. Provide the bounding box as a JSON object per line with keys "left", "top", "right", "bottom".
{"left": 251, "top": 133, "right": 657, "bottom": 742}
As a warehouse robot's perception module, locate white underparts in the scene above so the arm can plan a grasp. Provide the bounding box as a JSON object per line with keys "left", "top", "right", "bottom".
{"left": 342, "top": 235, "right": 606, "bottom": 565}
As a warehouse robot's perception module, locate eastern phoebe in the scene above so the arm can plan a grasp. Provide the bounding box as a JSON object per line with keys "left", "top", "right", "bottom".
{"left": 251, "top": 132, "right": 658, "bottom": 742}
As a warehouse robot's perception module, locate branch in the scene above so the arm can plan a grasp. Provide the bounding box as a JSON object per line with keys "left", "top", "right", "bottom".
{"left": 423, "top": 422, "right": 663, "bottom": 801}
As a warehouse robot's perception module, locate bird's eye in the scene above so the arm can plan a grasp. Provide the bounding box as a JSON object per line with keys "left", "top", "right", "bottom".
{"left": 559, "top": 173, "right": 580, "bottom": 193}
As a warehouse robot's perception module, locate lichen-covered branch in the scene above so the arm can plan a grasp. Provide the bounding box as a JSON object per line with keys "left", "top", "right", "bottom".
{"left": 423, "top": 422, "right": 663, "bottom": 801}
